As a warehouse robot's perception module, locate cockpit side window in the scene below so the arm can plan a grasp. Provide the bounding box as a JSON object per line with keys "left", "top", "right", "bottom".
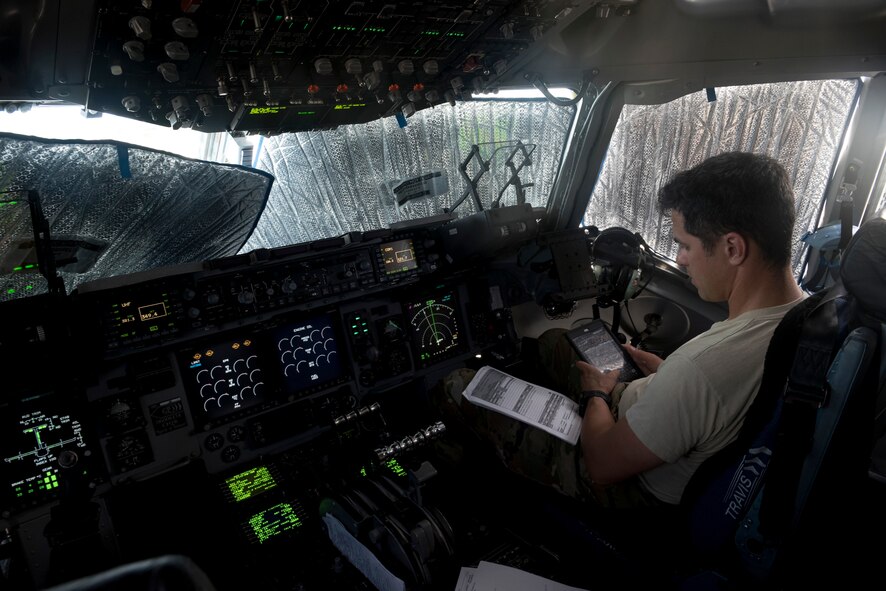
{"left": 876, "top": 179, "right": 886, "bottom": 219}
{"left": 583, "top": 80, "right": 859, "bottom": 276}
{"left": 241, "top": 100, "right": 575, "bottom": 252}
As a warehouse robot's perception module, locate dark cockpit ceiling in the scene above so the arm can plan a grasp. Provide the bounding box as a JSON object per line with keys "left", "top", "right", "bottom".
{"left": 1, "top": 0, "right": 885, "bottom": 135}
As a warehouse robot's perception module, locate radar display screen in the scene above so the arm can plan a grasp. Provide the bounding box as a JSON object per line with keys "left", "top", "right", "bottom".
{"left": 225, "top": 466, "right": 277, "bottom": 503}
{"left": 182, "top": 336, "right": 267, "bottom": 423}
{"left": 274, "top": 314, "right": 343, "bottom": 395}
{"left": 381, "top": 238, "right": 418, "bottom": 275}
{"left": 246, "top": 501, "right": 305, "bottom": 544}
{"left": 2, "top": 401, "right": 89, "bottom": 509}
{"left": 405, "top": 286, "right": 465, "bottom": 367}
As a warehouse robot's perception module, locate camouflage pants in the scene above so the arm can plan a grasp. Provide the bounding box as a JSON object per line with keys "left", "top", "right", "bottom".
{"left": 438, "top": 329, "right": 659, "bottom": 509}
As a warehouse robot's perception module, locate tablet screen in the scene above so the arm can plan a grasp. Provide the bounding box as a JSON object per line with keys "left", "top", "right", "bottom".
{"left": 566, "top": 320, "right": 643, "bottom": 382}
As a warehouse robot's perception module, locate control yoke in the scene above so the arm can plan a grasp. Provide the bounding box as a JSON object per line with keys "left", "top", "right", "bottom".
{"left": 539, "top": 226, "right": 651, "bottom": 311}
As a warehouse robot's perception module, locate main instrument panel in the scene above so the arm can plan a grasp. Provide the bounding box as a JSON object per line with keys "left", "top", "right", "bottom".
{"left": 0, "top": 224, "right": 506, "bottom": 523}
{"left": 0, "top": 218, "right": 512, "bottom": 588}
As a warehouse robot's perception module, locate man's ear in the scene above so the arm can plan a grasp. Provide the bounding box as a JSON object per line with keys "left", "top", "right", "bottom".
{"left": 723, "top": 232, "right": 748, "bottom": 266}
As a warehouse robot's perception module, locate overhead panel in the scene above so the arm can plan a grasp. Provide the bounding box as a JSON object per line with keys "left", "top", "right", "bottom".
{"left": 84, "top": 0, "right": 622, "bottom": 134}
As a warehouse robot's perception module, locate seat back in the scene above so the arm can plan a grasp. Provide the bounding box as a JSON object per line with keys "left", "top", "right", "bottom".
{"left": 43, "top": 554, "right": 217, "bottom": 591}
{"left": 679, "top": 218, "right": 886, "bottom": 586}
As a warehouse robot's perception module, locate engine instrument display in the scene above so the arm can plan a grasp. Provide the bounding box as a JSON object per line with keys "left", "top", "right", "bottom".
{"left": 182, "top": 337, "right": 267, "bottom": 422}
{"left": 380, "top": 239, "right": 418, "bottom": 275}
{"left": 274, "top": 314, "right": 343, "bottom": 395}
{"left": 405, "top": 287, "right": 464, "bottom": 366}
{"left": 2, "top": 403, "right": 89, "bottom": 508}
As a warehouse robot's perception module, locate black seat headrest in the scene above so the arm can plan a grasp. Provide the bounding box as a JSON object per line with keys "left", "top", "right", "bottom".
{"left": 840, "top": 217, "right": 886, "bottom": 322}
{"left": 43, "top": 554, "right": 216, "bottom": 591}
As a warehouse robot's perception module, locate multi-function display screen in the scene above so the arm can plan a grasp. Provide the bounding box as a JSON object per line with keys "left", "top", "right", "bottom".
{"left": 274, "top": 314, "right": 342, "bottom": 394}
{"left": 182, "top": 336, "right": 267, "bottom": 422}
{"left": 380, "top": 238, "right": 417, "bottom": 275}
{"left": 405, "top": 286, "right": 464, "bottom": 366}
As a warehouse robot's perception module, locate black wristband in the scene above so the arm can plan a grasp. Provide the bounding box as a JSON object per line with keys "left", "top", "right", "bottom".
{"left": 578, "top": 390, "right": 613, "bottom": 417}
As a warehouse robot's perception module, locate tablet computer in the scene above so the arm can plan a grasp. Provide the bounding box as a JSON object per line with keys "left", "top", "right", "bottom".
{"left": 565, "top": 319, "right": 644, "bottom": 382}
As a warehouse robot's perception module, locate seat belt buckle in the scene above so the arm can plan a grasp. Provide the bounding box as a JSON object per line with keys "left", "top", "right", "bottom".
{"left": 783, "top": 381, "right": 828, "bottom": 408}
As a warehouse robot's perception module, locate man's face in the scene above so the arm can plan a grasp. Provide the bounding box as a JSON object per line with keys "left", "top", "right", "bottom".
{"left": 671, "top": 210, "right": 731, "bottom": 302}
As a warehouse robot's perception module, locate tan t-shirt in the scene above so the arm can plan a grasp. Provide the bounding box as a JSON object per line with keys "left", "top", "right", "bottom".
{"left": 618, "top": 298, "right": 802, "bottom": 505}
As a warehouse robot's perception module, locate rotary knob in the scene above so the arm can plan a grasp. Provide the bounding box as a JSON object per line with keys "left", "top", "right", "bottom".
{"left": 204, "top": 433, "right": 224, "bottom": 451}
{"left": 282, "top": 280, "right": 298, "bottom": 294}
{"left": 206, "top": 293, "right": 220, "bottom": 305}
{"left": 237, "top": 291, "right": 255, "bottom": 305}
{"left": 58, "top": 450, "right": 79, "bottom": 468}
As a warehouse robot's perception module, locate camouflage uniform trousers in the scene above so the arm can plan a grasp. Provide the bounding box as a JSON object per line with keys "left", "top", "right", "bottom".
{"left": 437, "top": 328, "right": 659, "bottom": 509}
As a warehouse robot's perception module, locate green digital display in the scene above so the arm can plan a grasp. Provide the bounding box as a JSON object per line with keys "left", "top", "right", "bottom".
{"left": 386, "top": 458, "right": 407, "bottom": 478}
{"left": 381, "top": 238, "right": 417, "bottom": 275}
{"left": 248, "top": 502, "right": 303, "bottom": 544}
{"left": 249, "top": 106, "right": 287, "bottom": 115}
{"left": 226, "top": 466, "right": 277, "bottom": 502}
{"left": 108, "top": 291, "right": 175, "bottom": 341}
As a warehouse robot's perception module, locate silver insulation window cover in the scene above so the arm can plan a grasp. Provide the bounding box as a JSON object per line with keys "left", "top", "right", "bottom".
{"left": 0, "top": 134, "right": 273, "bottom": 301}
{"left": 240, "top": 100, "right": 575, "bottom": 253}
{"left": 584, "top": 79, "right": 859, "bottom": 276}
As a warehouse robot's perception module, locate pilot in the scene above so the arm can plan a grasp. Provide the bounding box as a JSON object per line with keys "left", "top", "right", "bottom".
{"left": 437, "top": 151, "right": 805, "bottom": 512}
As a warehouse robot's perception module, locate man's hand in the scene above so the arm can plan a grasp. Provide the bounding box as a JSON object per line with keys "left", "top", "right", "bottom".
{"left": 575, "top": 360, "right": 619, "bottom": 393}
{"left": 624, "top": 344, "right": 663, "bottom": 376}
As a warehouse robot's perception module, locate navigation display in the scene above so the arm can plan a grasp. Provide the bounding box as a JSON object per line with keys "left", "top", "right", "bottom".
{"left": 182, "top": 336, "right": 267, "bottom": 422}
{"left": 274, "top": 314, "right": 343, "bottom": 395}
{"left": 380, "top": 238, "right": 418, "bottom": 275}
{"left": 405, "top": 286, "right": 465, "bottom": 367}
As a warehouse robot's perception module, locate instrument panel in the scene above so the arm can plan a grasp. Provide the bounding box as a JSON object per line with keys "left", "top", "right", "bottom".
{"left": 0, "top": 224, "right": 501, "bottom": 516}
{"left": 1, "top": 394, "right": 100, "bottom": 514}
{"left": 85, "top": 286, "right": 472, "bottom": 481}
{"left": 85, "top": 233, "right": 437, "bottom": 356}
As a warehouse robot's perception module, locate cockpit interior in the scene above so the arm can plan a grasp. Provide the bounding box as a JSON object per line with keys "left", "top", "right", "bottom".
{"left": 2, "top": 1, "right": 886, "bottom": 590}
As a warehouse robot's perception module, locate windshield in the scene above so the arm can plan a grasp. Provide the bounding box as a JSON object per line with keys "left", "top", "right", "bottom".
{"left": 0, "top": 96, "right": 575, "bottom": 301}
{"left": 242, "top": 98, "right": 575, "bottom": 252}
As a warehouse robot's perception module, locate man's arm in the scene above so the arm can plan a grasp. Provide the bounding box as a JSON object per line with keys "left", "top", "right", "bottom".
{"left": 580, "top": 402, "right": 664, "bottom": 485}
{"left": 575, "top": 360, "right": 665, "bottom": 485}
